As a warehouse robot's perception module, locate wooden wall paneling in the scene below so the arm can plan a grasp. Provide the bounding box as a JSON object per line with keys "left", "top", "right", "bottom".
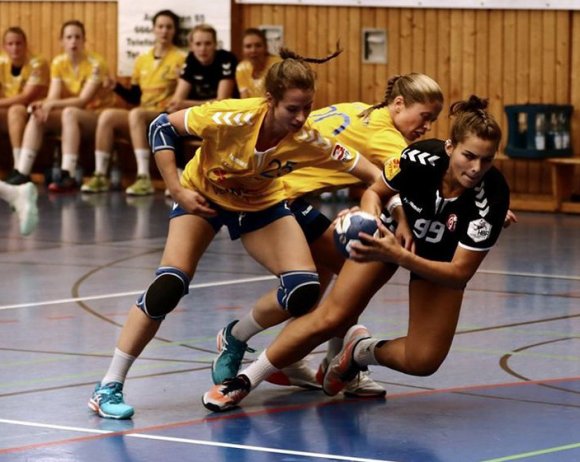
{"left": 424, "top": 10, "right": 438, "bottom": 81}
{"left": 449, "top": 10, "right": 463, "bottom": 105}
{"left": 283, "top": 6, "right": 297, "bottom": 51}
{"left": 488, "top": 10, "right": 504, "bottom": 139}
{"left": 399, "top": 9, "right": 413, "bottom": 74}
{"left": 336, "top": 7, "right": 349, "bottom": 103}
{"left": 373, "top": 8, "right": 388, "bottom": 104}
{"left": 315, "top": 6, "right": 330, "bottom": 108}
{"left": 346, "top": 7, "right": 361, "bottom": 103}
{"left": 501, "top": 11, "right": 517, "bottom": 189}
{"left": 411, "top": 8, "right": 426, "bottom": 73}
{"left": 38, "top": 3, "right": 53, "bottom": 63}
{"left": 461, "top": 10, "right": 476, "bottom": 100}
{"left": 555, "top": 11, "right": 570, "bottom": 104}
{"left": 541, "top": 11, "right": 556, "bottom": 102}
{"left": 474, "top": 10, "right": 489, "bottom": 99}
{"left": 387, "top": 8, "right": 401, "bottom": 77}
{"left": 360, "top": 7, "right": 375, "bottom": 104}
{"left": 435, "top": 10, "right": 451, "bottom": 140}
{"left": 515, "top": 11, "right": 532, "bottom": 193}
{"left": 325, "top": 6, "right": 340, "bottom": 105}
{"left": 527, "top": 10, "right": 543, "bottom": 194}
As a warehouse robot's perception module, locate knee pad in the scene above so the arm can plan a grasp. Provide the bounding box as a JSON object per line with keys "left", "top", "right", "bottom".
{"left": 277, "top": 271, "right": 320, "bottom": 317}
{"left": 137, "top": 267, "right": 190, "bottom": 320}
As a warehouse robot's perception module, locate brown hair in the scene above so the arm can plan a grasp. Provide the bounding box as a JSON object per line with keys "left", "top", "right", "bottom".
{"left": 3, "top": 26, "right": 27, "bottom": 44}
{"left": 264, "top": 43, "right": 342, "bottom": 101}
{"left": 60, "top": 20, "right": 86, "bottom": 39}
{"left": 153, "top": 10, "right": 180, "bottom": 46}
{"left": 359, "top": 73, "right": 443, "bottom": 119}
{"left": 188, "top": 24, "right": 217, "bottom": 45}
{"left": 243, "top": 28, "right": 268, "bottom": 51}
{"left": 449, "top": 95, "right": 502, "bottom": 151}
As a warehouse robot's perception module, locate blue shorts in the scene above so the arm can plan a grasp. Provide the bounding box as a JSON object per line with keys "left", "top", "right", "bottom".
{"left": 169, "top": 200, "right": 294, "bottom": 240}
{"left": 289, "top": 198, "right": 332, "bottom": 243}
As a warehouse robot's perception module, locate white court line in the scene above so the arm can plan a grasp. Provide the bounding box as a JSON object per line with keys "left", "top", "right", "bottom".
{"left": 1, "top": 269, "right": 579, "bottom": 312}
{"left": 0, "top": 418, "right": 396, "bottom": 462}
{"left": 0, "top": 275, "right": 276, "bottom": 311}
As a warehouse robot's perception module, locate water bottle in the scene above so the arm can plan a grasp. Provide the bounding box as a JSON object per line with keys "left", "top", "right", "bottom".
{"left": 534, "top": 113, "right": 546, "bottom": 150}
{"left": 110, "top": 151, "right": 122, "bottom": 190}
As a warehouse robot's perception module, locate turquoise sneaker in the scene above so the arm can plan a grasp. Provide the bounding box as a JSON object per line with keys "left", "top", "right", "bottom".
{"left": 88, "top": 382, "right": 134, "bottom": 419}
{"left": 211, "top": 320, "right": 254, "bottom": 384}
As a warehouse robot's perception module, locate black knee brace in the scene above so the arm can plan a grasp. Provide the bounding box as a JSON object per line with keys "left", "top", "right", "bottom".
{"left": 276, "top": 271, "right": 320, "bottom": 317}
{"left": 137, "top": 267, "right": 190, "bottom": 320}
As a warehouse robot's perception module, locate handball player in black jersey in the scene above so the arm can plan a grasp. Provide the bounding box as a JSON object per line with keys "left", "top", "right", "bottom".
{"left": 203, "top": 94, "right": 510, "bottom": 410}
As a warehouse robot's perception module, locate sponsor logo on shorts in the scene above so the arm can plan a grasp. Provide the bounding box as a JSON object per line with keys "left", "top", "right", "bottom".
{"left": 446, "top": 214, "right": 458, "bottom": 232}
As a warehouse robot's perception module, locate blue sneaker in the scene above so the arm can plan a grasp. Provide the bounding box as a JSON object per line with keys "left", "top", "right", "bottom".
{"left": 88, "top": 382, "right": 134, "bottom": 419}
{"left": 212, "top": 320, "right": 255, "bottom": 384}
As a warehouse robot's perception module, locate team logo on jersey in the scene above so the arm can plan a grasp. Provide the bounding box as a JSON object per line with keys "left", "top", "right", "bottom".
{"left": 467, "top": 218, "right": 491, "bottom": 242}
{"left": 330, "top": 143, "right": 353, "bottom": 162}
{"left": 446, "top": 214, "right": 458, "bottom": 232}
{"left": 384, "top": 157, "right": 400, "bottom": 180}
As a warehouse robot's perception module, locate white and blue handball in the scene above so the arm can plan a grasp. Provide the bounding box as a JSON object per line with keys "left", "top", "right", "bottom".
{"left": 334, "top": 211, "right": 380, "bottom": 258}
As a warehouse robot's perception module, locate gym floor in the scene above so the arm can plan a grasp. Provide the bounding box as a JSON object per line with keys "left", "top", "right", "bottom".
{"left": 1, "top": 191, "right": 579, "bottom": 462}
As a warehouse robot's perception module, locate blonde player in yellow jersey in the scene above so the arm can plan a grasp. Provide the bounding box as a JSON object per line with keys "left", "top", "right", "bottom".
{"left": 81, "top": 10, "right": 186, "bottom": 195}
{"left": 209, "top": 73, "right": 445, "bottom": 398}
{"left": 236, "top": 28, "right": 281, "bottom": 98}
{"left": 88, "top": 45, "right": 382, "bottom": 420}
{"left": 8, "top": 20, "right": 113, "bottom": 191}
{"left": 0, "top": 27, "right": 49, "bottom": 182}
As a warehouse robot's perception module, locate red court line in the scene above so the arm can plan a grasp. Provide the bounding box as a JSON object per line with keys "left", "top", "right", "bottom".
{"left": 1, "top": 375, "right": 578, "bottom": 455}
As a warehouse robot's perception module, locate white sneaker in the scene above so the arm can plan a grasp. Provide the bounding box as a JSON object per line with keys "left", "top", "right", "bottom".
{"left": 266, "top": 359, "right": 321, "bottom": 390}
{"left": 12, "top": 182, "right": 39, "bottom": 236}
{"left": 344, "top": 370, "right": 386, "bottom": 398}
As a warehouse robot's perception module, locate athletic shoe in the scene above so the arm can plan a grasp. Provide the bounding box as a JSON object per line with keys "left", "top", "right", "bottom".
{"left": 202, "top": 375, "right": 251, "bottom": 412}
{"left": 344, "top": 371, "right": 386, "bottom": 398}
{"left": 125, "top": 175, "right": 154, "bottom": 196}
{"left": 266, "top": 359, "right": 321, "bottom": 389}
{"left": 88, "top": 382, "right": 134, "bottom": 420}
{"left": 212, "top": 320, "right": 254, "bottom": 384}
{"left": 48, "top": 171, "right": 78, "bottom": 193}
{"left": 81, "top": 173, "right": 110, "bottom": 193}
{"left": 12, "top": 182, "right": 39, "bottom": 236}
{"left": 316, "top": 357, "right": 385, "bottom": 398}
{"left": 6, "top": 170, "right": 31, "bottom": 185}
{"left": 323, "top": 324, "right": 371, "bottom": 396}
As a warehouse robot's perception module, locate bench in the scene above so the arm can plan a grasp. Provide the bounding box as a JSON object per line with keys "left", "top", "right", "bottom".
{"left": 547, "top": 158, "right": 580, "bottom": 213}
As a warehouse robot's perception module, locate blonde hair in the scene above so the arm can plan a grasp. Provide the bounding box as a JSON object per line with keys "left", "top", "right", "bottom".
{"left": 264, "top": 43, "right": 342, "bottom": 101}
{"left": 359, "top": 73, "right": 443, "bottom": 119}
{"left": 188, "top": 24, "right": 217, "bottom": 44}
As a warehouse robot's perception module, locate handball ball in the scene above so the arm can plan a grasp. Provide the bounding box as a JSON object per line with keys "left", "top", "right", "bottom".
{"left": 334, "top": 211, "right": 379, "bottom": 258}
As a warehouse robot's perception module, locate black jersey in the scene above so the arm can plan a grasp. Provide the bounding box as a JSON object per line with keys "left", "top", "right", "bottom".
{"left": 180, "top": 49, "right": 238, "bottom": 101}
{"left": 383, "top": 139, "right": 510, "bottom": 262}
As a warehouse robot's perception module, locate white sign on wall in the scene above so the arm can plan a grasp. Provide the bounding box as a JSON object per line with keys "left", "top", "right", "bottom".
{"left": 118, "top": 1, "right": 231, "bottom": 76}
{"left": 236, "top": 0, "right": 580, "bottom": 10}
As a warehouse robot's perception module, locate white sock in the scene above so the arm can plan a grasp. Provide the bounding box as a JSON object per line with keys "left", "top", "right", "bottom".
{"left": 61, "top": 153, "right": 78, "bottom": 175}
{"left": 134, "top": 149, "right": 150, "bottom": 176}
{"left": 353, "top": 338, "right": 383, "bottom": 367}
{"left": 102, "top": 348, "right": 137, "bottom": 385}
{"left": 17, "top": 148, "right": 37, "bottom": 175}
{"left": 231, "top": 312, "right": 264, "bottom": 343}
{"left": 12, "top": 147, "right": 21, "bottom": 166}
{"left": 325, "top": 337, "right": 343, "bottom": 362}
{"left": 240, "top": 350, "right": 278, "bottom": 389}
{"left": 95, "top": 150, "right": 111, "bottom": 175}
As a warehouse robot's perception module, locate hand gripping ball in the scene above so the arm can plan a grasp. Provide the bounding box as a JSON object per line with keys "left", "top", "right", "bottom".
{"left": 334, "top": 211, "right": 379, "bottom": 258}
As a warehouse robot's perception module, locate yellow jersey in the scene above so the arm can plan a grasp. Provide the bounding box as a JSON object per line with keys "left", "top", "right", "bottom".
{"left": 132, "top": 46, "right": 186, "bottom": 110}
{"left": 0, "top": 52, "right": 49, "bottom": 98}
{"left": 181, "top": 98, "right": 361, "bottom": 212}
{"left": 50, "top": 51, "right": 114, "bottom": 110}
{"left": 235, "top": 55, "right": 281, "bottom": 98}
{"left": 282, "top": 102, "right": 407, "bottom": 199}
